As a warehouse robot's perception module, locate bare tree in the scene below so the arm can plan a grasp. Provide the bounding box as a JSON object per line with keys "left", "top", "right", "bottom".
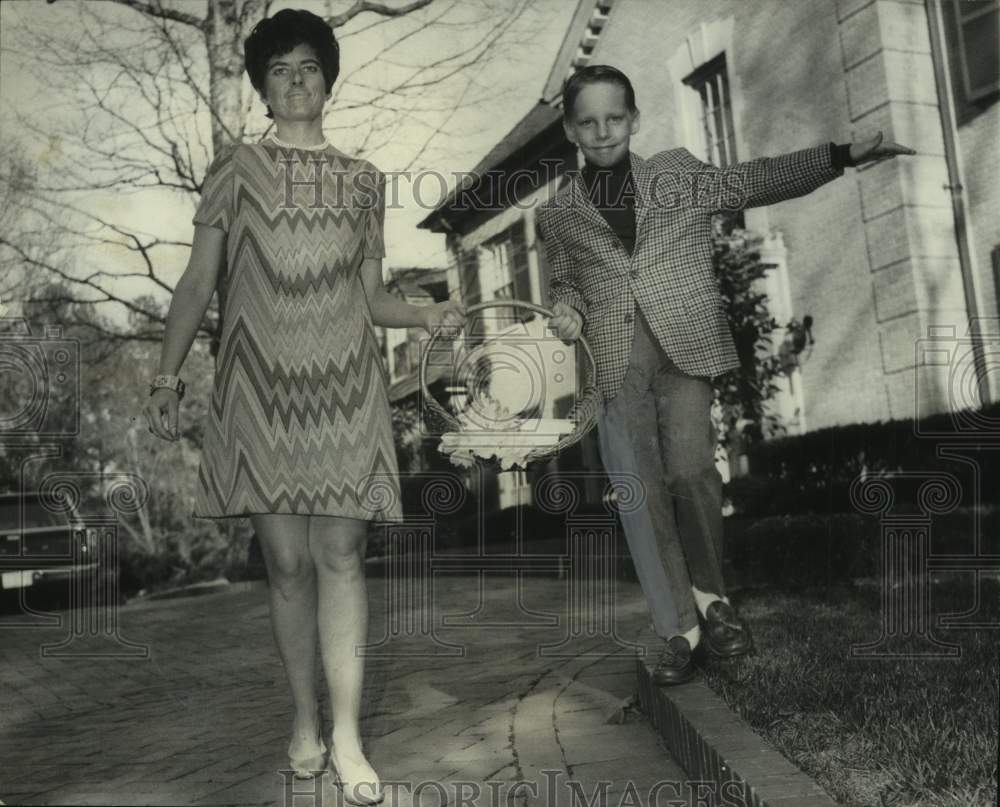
{"left": 0, "top": 0, "right": 535, "bottom": 356}
{"left": 0, "top": 143, "right": 63, "bottom": 314}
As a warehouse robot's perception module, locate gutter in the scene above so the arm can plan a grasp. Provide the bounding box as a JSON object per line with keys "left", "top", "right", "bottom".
{"left": 925, "top": 0, "right": 991, "bottom": 406}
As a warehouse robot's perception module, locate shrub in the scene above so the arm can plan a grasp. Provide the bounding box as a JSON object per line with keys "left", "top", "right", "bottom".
{"left": 724, "top": 512, "right": 880, "bottom": 588}
{"left": 118, "top": 547, "right": 185, "bottom": 596}
{"left": 711, "top": 214, "right": 785, "bottom": 449}
{"left": 723, "top": 507, "right": 1000, "bottom": 588}
{"left": 727, "top": 401, "right": 1000, "bottom": 516}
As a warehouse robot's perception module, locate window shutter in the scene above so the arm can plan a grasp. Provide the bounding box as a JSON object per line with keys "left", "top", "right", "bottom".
{"left": 460, "top": 247, "right": 481, "bottom": 305}
{"left": 510, "top": 221, "right": 533, "bottom": 303}
{"left": 393, "top": 342, "right": 409, "bottom": 377}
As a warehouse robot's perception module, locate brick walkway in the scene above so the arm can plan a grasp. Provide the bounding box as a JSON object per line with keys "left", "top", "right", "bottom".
{"left": 0, "top": 574, "right": 691, "bottom": 806}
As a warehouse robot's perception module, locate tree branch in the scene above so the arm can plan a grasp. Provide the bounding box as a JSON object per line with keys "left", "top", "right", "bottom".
{"left": 326, "top": 0, "right": 435, "bottom": 28}
{"left": 0, "top": 237, "right": 169, "bottom": 327}
{"left": 92, "top": 0, "right": 205, "bottom": 30}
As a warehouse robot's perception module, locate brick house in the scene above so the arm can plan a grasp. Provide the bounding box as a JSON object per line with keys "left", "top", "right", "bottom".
{"left": 417, "top": 0, "right": 999, "bottom": 488}
{"left": 375, "top": 266, "right": 451, "bottom": 403}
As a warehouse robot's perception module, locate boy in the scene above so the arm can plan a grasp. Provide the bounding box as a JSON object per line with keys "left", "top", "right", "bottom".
{"left": 537, "top": 65, "right": 913, "bottom": 684}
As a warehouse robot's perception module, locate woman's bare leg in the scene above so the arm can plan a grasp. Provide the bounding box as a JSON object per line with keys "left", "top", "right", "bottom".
{"left": 251, "top": 513, "right": 322, "bottom": 758}
{"left": 308, "top": 515, "right": 378, "bottom": 794}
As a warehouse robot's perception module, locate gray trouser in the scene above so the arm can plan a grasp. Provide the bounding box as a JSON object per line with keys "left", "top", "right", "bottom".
{"left": 596, "top": 305, "right": 726, "bottom": 638}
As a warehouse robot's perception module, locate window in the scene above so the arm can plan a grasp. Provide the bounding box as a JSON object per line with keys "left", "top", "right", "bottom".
{"left": 952, "top": 0, "right": 999, "bottom": 102}
{"left": 481, "top": 222, "right": 534, "bottom": 328}
{"left": 479, "top": 239, "right": 514, "bottom": 329}
{"left": 484, "top": 239, "right": 514, "bottom": 299}
{"left": 684, "top": 54, "right": 737, "bottom": 167}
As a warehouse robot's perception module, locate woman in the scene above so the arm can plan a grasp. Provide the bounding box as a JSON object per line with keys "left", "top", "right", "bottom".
{"left": 143, "top": 9, "right": 464, "bottom": 804}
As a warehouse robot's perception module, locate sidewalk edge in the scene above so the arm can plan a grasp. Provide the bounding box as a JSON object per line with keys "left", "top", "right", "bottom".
{"left": 635, "top": 658, "right": 838, "bottom": 807}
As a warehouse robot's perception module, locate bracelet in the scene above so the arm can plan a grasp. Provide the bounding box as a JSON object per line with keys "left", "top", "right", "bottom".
{"left": 149, "top": 374, "right": 186, "bottom": 400}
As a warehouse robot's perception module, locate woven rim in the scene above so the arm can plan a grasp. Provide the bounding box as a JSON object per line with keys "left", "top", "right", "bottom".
{"left": 418, "top": 299, "right": 603, "bottom": 467}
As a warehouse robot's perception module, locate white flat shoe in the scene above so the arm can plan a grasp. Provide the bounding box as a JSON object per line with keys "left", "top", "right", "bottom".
{"left": 328, "top": 743, "right": 384, "bottom": 805}
{"left": 288, "top": 735, "right": 327, "bottom": 780}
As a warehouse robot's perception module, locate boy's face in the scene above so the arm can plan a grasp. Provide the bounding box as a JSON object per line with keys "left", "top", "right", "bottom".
{"left": 563, "top": 82, "right": 640, "bottom": 168}
{"left": 261, "top": 43, "right": 330, "bottom": 124}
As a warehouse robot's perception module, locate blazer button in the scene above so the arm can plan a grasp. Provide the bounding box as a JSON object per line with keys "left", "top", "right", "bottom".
{"left": 623, "top": 313, "right": 634, "bottom": 324}
{"left": 629, "top": 269, "right": 639, "bottom": 280}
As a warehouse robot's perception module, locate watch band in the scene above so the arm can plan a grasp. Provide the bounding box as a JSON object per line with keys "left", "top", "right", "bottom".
{"left": 149, "top": 374, "right": 186, "bottom": 400}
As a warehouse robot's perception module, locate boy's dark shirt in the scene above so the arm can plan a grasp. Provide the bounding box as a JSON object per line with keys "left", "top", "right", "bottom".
{"left": 581, "top": 154, "right": 637, "bottom": 255}
{"left": 578, "top": 143, "right": 854, "bottom": 258}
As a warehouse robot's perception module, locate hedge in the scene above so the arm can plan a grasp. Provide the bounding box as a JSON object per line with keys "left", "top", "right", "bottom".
{"left": 726, "top": 401, "right": 1000, "bottom": 517}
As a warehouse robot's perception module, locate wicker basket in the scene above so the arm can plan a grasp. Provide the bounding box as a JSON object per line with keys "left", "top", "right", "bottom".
{"left": 418, "top": 299, "right": 603, "bottom": 469}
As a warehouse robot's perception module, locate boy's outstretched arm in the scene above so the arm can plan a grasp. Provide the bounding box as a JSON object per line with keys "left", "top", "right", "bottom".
{"left": 684, "top": 129, "right": 915, "bottom": 212}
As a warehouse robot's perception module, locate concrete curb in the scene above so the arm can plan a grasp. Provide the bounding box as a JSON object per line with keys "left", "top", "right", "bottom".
{"left": 122, "top": 579, "right": 265, "bottom": 611}
{"left": 635, "top": 658, "right": 838, "bottom": 807}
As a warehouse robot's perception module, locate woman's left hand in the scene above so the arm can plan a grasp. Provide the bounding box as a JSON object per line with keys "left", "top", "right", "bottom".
{"left": 422, "top": 300, "right": 466, "bottom": 339}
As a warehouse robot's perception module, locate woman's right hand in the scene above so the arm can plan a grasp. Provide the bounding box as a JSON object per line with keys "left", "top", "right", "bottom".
{"left": 144, "top": 389, "right": 181, "bottom": 441}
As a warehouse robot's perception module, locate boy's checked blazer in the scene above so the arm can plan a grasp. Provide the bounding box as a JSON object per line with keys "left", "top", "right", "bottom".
{"left": 536, "top": 144, "right": 844, "bottom": 403}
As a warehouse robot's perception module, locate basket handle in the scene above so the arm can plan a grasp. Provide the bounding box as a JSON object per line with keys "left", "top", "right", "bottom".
{"left": 417, "top": 299, "right": 598, "bottom": 431}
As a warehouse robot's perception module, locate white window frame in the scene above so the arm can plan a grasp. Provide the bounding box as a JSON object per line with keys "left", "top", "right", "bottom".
{"left": 685, "top": 54, "right": 738, "bottom": 167}
{"left": 666, "top": 18, "right": 746, "bottom": 166}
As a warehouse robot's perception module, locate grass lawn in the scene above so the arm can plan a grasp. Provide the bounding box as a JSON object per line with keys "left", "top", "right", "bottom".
{"left": 699, "top": 577, "right": 998, "bottom": 807}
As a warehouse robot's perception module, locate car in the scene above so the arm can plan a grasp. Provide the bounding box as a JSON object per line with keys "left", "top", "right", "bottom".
{"left": 0, "top": 491, "right": 116, "bottom": 610}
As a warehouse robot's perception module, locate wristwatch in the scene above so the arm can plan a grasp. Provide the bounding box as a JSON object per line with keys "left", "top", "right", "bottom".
{"left": 149, "top": 374, "right": 186, "bottom": 400}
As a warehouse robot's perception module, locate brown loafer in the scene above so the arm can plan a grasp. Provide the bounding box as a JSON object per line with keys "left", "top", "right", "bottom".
{"left": 701, "top": 600, "right": 753, "bottom": 658}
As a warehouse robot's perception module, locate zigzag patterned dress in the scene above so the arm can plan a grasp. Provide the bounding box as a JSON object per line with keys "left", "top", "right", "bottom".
{"left": 190, "top": 139, "right": 403, "bottom": 524}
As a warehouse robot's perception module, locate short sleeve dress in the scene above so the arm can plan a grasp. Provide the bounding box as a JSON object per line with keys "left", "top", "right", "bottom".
{"left": 190, "top": 139, "right": 403, "bottom": 524}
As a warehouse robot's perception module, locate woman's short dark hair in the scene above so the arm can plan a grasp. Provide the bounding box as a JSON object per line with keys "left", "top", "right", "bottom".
{"left": 562, "top": 65, "right": 637, "bottom": 118}
{"left": 244, "top": 9, "right": 340, "bottom": 118}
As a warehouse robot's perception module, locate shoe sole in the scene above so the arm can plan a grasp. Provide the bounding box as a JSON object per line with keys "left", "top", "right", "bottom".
{"left": 650, "top": 667, "right": 697, "bottom": 685}
{"left": 704, "top": 641, "right": 754, "bottom": 659}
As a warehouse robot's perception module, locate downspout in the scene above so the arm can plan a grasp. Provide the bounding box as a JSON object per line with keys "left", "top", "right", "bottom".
{"left": 925, "top": 0, "right": 991, "bottom": 406}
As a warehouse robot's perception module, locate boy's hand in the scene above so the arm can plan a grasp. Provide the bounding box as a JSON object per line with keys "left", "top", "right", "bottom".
{"left": 423, "top": 300, "right": 466, "bottom": 339}
{"left": 548, "top": 301, "right": 583, "bottom": 342}
{"left": 849, "top": 131, "right": 916, "bottom": 166}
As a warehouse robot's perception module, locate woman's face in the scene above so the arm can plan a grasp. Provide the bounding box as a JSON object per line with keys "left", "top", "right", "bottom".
{"left": 261, "top": 42, "right": 330, "bottom": 124}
